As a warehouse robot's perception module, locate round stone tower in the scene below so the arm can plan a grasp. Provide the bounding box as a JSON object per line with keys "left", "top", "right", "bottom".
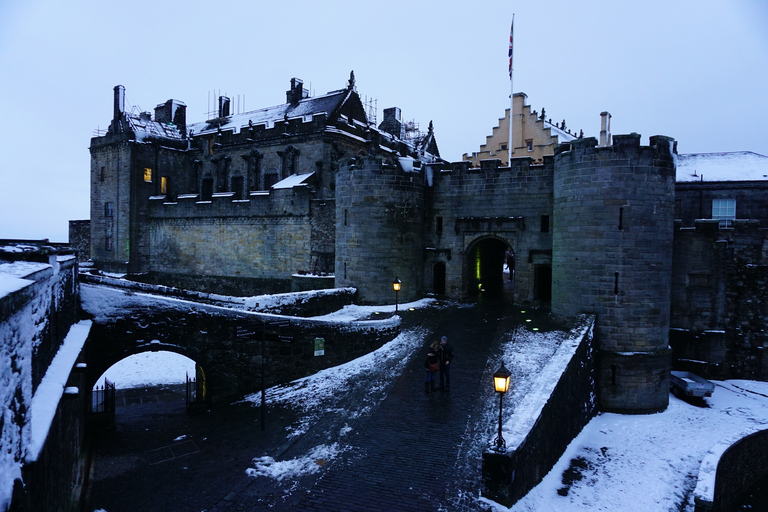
{"left": 335, "top": 156, "right": 425, "bottom": 304}
{"left": 552, "top": 134, "right": 677, "bottom": 413}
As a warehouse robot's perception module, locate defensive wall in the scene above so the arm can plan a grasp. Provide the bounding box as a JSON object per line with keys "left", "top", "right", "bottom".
{"left": 694, "top": 427, "right": 768, "bottom": 511}
{"left": 0, "top": 242, "right": 88, "bottom": 512}
{"left": 671, "top": 219, "right": 768, "bottom": 380}
{"left": 146, "top": 185, "right": 321, "bottom": 288}
{"left": 425, "top": 156, "right": 555, "bottom": 301}
{"left": 482, "top": 315, "right": 597, "bottom": 507}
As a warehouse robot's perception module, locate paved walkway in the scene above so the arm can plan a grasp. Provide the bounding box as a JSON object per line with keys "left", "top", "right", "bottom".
{"left": 87, "top": 291, "right": 556, "bottom": 511}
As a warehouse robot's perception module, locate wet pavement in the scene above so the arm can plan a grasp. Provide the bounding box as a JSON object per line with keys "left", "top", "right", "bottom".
{"left": 86, "top": 288, "right": 560, "bottom": 512}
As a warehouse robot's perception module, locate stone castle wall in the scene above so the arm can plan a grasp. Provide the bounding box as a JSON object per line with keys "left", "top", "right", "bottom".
{"left": 426, "top": 157, "right": 555, "bottom": 300}
{"left": 335, "top": 157, "right": 425, "bottom": 304}
{"left": 671, "top": 219, "right": 768, "bottom": 380}
{"left": 552, "top": 135, "right": 676, "bottom": 413}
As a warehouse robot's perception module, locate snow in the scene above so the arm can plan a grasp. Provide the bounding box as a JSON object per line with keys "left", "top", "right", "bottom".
{"left": 499, "top": 318, "right": 593, "bottom": 450}
{"left": 272, "top": 172, "right": 314, "bottom": 189}
{"left": 61, "top": 284, "right": 768, "bottom": 509}
{"left": 0, "top": 274, "right": 32, "bottom": 299}
{"left": 676, "top": 151, "right": 768, "bottom": 182}
{"left": 94, "top": 351, "right": 195, "bottom": 388}
{"left": 489, "top": 379, "right": 768, "bottom": 511}
{"left": 27, "top": 320, "right": 92, "bottom": 462}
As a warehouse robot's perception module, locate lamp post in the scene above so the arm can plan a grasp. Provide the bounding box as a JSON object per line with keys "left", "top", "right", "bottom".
{"left": 393, "top": 278, "right": 401, "bottom": 313}
{"left": 492, "top": 361, "right": 512, "bottom": 452}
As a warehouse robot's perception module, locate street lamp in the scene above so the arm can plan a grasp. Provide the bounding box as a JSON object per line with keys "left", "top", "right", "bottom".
{"left": 393, "top": 278, "right": 401, "bottom": 313}
{"left": 492, "top": 361, "right": 512, "bottom": 452}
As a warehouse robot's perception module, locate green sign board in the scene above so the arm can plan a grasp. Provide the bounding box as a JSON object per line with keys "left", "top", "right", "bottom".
{"left": 314, "top": 337, "right": 325, "bottom": 357}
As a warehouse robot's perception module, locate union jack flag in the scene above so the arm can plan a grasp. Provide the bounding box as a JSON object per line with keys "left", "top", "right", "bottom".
{"left": 508, "top": 18, "right": 514, "bottom": 78}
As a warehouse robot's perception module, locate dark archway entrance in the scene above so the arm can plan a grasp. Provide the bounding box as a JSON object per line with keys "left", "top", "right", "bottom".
{"left": 433, "top": 262, "right": 446, "bottom": 295}
{"left": 467, "top": 238, "right": 508, "bottom": 296}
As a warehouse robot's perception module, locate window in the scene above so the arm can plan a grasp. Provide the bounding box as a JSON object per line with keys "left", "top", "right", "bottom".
{"left": 105, "top": 236, "right": 113, "bottom": 251}
{"left": 160, "top": 176, "right": 169, "bottom": 195}
{"left": 143, "top": 168, "right": 153, "bottom": 182}
{"left": 104, "top": 202, "right": 114, "bottom": 217}
{"left": 436, "top": 216, "right": 443, "bottom": 235}
{"left": 264, "top": 173, "right": 278, "bottom": 189}
{"left": 526, "top": 139, "right": 533, "bottom": 151}
{"left": 540, "top": 215, "right": 549, "bottom": 233}
{"left": 100, "top": 166, "right": 105, "bottom": 182}
{"left": 712, "top": 199, "right": 735, "bottom": 228}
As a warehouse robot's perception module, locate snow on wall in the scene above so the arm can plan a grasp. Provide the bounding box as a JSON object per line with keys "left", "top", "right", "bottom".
{"left": 0, "top": 256, "right": 79, "bottom": 511}
{"left": 0, "top": 279, "right": 43, "bottom": 510}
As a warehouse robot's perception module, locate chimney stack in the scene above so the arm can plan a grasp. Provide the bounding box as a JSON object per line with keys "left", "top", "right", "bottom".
{"left": 378, "top": 107, "right": 404, "bottom": 139}
{"left": 218, "top": 96, "right": 231, "bottom": 118}
{"left": 599, "top": 111, "right": 612, "bottom": 147}
{"left": 286, "top": 78, "right": 304, "bottom": 106}
{"left": 113, "top": 85, "right": 125, "bottom": 121}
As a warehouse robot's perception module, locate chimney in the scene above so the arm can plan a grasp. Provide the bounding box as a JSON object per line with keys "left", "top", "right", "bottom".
{"left": 218, "top": 96, "right": 231, "bottom": 118}
{"left": 378, "top": 107, "right": 404, "bottom": 139}
{"left": 599, "top": 111, "right": 612, "bottom": 147}
{"left": 155, "top": 99, "right": 187, "bottom": 132}
{"left": 113, "top": 85, "right": 125, "bottom": 121}
{"left": 286, "top": 78, "right": 304, "bottom": 106}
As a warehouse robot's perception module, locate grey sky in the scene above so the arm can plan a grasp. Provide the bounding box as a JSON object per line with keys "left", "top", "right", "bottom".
{"left": 1, "top": 0, "right": 766, "bottom": 243}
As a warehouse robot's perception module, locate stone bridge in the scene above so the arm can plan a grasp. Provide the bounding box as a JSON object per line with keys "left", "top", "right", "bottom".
{"left": 79, "top": 282, "right": 399, "bottom": 404}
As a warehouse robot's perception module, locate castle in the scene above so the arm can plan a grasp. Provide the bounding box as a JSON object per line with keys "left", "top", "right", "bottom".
{"left": 88, "top": 73, "right": 768, "bottom": 414}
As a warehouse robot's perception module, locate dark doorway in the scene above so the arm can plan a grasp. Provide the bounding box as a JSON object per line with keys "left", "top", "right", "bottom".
{"left": 468, "top": 238, "right": 507, "bottom": 295}
{"left": 433, "top": 262, "right": 446, "bottom": 295}
{"left": 534, "top": 264, "right": 552, "bottom": 300}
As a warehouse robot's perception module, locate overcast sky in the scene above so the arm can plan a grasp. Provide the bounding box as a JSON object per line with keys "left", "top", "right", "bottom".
{"left": 1, "top": 0, "right": 766, "bottom": 243}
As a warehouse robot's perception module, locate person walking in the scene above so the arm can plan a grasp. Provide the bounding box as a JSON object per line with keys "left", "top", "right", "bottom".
{"left": 424, "top": 341, "right": 440, "bottom": 393}
{"left": 437, "top": 336, "right": 454, "bottom": 391}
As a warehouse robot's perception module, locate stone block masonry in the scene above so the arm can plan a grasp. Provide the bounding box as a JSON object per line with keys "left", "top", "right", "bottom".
{"left": 552, "top": 135, "right": 676, "bottom": 413}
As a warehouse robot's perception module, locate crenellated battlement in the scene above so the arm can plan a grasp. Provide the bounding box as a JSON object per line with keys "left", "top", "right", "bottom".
{"left": 148, "top": 185, "right": 313, "bottom": 219}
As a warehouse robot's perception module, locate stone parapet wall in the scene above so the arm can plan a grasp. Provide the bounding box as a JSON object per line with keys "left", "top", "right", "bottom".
{"left": 694, "top": 428, "right": 768, "bottom": 511}
{"left": 482, "top": 315, "right": 596, "bottom": 507}
{"left": 83, "top": 299, "right": 398, "bottom": 405}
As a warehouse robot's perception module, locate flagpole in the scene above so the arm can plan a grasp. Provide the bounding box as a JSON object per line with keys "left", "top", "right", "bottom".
{"left": 508, "top": 14, "right": 514, "bottom": 166}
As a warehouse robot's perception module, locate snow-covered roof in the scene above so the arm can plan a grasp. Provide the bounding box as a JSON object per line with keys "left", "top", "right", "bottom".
{"left": 127, "top": 113, "right": 185, "bottom": 141}
{"left": 676, "top": 151, "right": 768, "bottom": 182}
{"left": 544, "top": 121, "right": 577, "bottom": 143}
{"left": 272, "top": 173, "right": 314, "bottom": 190}
{"left": 188, "top": 89, "right": 350, "bottom": 136}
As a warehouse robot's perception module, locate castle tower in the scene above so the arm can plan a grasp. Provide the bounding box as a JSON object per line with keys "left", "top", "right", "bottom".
{"left": 552, "top": 134, "right": 677, "bottom": 413}
{"left": 335, "top": 157, "right": 424, "bottom": 304}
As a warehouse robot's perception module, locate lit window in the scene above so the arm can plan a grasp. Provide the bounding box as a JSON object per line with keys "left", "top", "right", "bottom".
{"left": 712, "top": 199, "right": 735, "bottom": 228}
{"left": 161, "top": 176, "right": 168, "bottom": 195}
{"left": 143, "top": 168, "right": 153, "bottom": 182}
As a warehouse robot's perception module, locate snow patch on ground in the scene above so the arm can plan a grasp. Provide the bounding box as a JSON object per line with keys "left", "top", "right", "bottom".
{"left": 246, "top": 443, "right": 342, "bottom": 481}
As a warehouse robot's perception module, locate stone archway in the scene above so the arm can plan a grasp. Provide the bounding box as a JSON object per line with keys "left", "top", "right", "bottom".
{"left": 465, "top": 236, "right": 512, "bottom": 296}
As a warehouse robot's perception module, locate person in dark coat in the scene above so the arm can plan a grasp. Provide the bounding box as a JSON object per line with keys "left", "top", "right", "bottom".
{"left": 437, "top": 336, "right": 454, "bottom": 391}
{"left": 424, "top": 341, "right": 440, "bottom": 393}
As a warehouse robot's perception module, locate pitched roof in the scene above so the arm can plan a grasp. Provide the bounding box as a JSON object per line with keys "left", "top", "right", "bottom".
{"left": 187, "top": 89, "right": 351, "bottom": 136}
{"left": 676, "top": 152, "right": 768, "bottom": 182}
